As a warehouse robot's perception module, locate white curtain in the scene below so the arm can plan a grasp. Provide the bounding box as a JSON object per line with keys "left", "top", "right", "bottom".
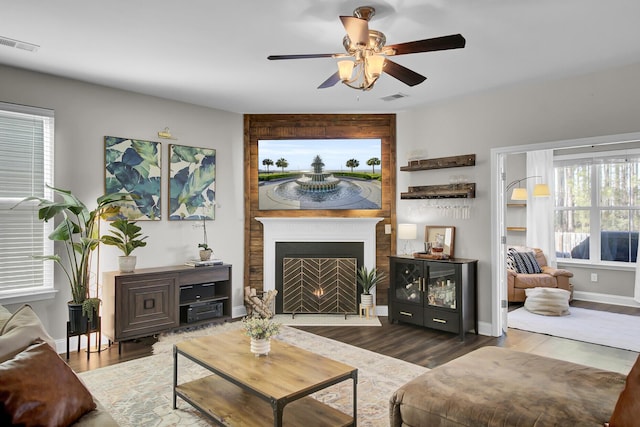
{"left": 526, "top": 150, "right": 556, "bottom": 267}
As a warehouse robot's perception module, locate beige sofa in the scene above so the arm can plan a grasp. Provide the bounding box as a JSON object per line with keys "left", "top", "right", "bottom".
{"left": 390, "top": 346, "right": 637, "bottom": 426}
{"left": 0, "top": 304, "right": 117, "bottom": 426}
{"left": 507, "top": 248, "right": 573, "bottom": 302}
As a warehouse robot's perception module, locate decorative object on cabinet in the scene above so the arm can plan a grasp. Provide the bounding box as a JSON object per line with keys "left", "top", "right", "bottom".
{"left": 388, "top": 256, "right": 477, "bottom": 340}
{"left": 102, "top": 264, "right": 232, "bottom": 353}
{"left": 102, "top": 218, "right": 148, "bottom": 272}
{"left": 419, "top": 226, "right": 455, "bottom": 259}
{"left": 104, "top": 136, "right": 162, "bottom": 220}
{"left": 398, "top": 223, "right": 417, "bottom": 255}
{"left": 168, "top": 144, "right": 216, "bottom": 220}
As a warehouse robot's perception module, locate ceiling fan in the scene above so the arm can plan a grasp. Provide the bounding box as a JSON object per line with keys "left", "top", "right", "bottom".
{"left": 267, "top": 6, "right": 466, "bottom": 91}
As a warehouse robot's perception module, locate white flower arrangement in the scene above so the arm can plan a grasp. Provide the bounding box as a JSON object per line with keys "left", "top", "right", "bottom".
{"left": 242, "top": 316, "right": 281, "bottom": 340}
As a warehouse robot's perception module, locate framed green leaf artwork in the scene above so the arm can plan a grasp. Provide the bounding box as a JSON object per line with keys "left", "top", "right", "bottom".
{"left": 104, "top": 136, "right": 161, "bottom": 220}
{"left": 169, "top": 144, "right": 216, "bottom": 220}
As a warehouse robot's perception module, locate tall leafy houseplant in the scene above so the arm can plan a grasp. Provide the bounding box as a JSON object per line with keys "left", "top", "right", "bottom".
{"left": 16, "top": 186, "right": 132, "bottom": 323}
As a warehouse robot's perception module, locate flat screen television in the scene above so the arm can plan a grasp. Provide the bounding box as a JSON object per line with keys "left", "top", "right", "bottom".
{"left": 258, "top": 138, "right": 382, "bottom": 210}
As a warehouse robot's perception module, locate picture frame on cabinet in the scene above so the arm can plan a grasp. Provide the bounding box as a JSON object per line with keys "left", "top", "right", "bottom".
{"left": 425, "top": 226, "right": 455, "bottom": 258}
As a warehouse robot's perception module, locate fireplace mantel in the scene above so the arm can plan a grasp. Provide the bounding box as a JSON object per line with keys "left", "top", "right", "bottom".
{"left": 256, "top": 217, "right": 383, "bottom": 293}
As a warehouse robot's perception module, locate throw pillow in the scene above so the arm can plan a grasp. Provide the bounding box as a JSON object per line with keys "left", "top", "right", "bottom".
{"left": 511, "top": 250, "right": 543, "bottom": 274}
{"left": 0, "top": 304, "right": 56, "bottom": 363}
{"left": 0, "top": 342, "right": 96, "bottom": 427}
{"left": 608, "top": 353, "right": 640, "bottom": 426}
{"left": 524, "top": 287, "right": 570, "bottom": 316}
{"left": 506, "top": 248, "right": 518, "bottom": 271}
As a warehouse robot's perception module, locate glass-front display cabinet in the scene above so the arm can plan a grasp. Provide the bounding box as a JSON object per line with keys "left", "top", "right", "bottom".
{"left": 389, "top": 256, "right": 478, "bottom": 340}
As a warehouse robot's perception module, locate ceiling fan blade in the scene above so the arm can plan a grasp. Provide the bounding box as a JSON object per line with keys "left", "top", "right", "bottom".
{"left": 268, "top": 53, "right": 337, "bottom": 60}
{"left": 318, "top": 71, "right": 341, "bottom": 89}
{"left": 386, "top": 34, "right": 466, "bottom": 56}
{"left": 340, "top": 16, "right": 369, "bottom": 46}
{"left": 383, "top": 59, "right": 427, "bottom": 87}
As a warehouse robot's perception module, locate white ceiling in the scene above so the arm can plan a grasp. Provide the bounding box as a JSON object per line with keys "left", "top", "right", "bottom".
{"left": 2, "top": 1, "right": 640, "bottom": 114}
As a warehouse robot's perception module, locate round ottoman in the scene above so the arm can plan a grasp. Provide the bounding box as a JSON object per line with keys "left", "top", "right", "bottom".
{"left": 524, "top": 287, "right": 570, "bottom": 316}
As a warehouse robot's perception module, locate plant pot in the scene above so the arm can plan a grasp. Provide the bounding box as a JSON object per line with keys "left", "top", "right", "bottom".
{"left": 68, "top": 303, "right": 88, "bottom": 334}
{"left": 68, "top": 303, "right": 100, "bottom": 334}
{"left": 250, "top": 337, "right": 271, "bottom": 356}
{"left": 118, "top": 255, "right": 137, "bottom": 272}
{"left": 361, "top": 293, "right": 374, "bottom": 308}
{"left": 199, "top": 249, "right": 212, "bottom": 261}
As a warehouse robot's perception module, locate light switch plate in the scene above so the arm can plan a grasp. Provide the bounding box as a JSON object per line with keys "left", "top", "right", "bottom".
{"left": 385, "top": 224, "right": 392, "bottom": 234}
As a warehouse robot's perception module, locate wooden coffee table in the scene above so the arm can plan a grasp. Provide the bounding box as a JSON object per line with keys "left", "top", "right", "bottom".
{"left": 173, "top": 329, "right": 357, "bottom": 426}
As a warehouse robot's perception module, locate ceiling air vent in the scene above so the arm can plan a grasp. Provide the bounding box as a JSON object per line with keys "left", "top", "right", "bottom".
{"left": 0, "top": 36, "right": 39, "bottom": 52}
{"left": 380, "top": 93, "right": 408, "bottom": 102}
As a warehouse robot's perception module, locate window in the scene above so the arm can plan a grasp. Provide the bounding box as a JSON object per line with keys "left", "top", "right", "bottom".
{"left": 0, "top": 102, "right": 55, "bottom": 300}
{"left": 555, "top": 152, "right": 640, "bottom": 263}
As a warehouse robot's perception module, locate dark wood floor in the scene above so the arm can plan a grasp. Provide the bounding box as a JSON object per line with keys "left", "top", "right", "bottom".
{"left": 66, "top": 300, "right": 640, "bottom": 374}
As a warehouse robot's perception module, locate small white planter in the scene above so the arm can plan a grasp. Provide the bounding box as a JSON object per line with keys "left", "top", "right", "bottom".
{"left": 361, "top": 293, "right": 374, "bottom": 307}
{"left": 118, "top": 256, "right": 137, "bottom": 273}
{"left": 250, "top": 338, "right": 271, "bottom": 356}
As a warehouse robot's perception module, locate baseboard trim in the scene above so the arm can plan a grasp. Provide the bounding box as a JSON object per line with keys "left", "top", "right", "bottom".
{"left": 573, "top": 291, "right": 640, "bottom": 307}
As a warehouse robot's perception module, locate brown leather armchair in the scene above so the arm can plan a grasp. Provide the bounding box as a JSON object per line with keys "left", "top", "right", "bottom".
{"left": 508, "top": 248, "right": 573, "bottom": 302}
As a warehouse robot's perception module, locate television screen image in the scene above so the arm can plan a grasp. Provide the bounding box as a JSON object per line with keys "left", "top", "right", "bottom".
{"left": 258, "top": 139, "right": 382, "bottom": 210}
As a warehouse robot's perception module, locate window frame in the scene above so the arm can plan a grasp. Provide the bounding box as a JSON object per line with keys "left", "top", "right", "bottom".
{"left": 0, "top": 102, "right": 57, "bottom": 304}
{"left": 554, "top": 148, "right": 640, "bottom": 266}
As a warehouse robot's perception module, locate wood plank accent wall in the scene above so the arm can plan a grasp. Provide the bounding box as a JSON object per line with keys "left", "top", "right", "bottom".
{"left": 243, "top": 114, "right": 396, "bottom": 306}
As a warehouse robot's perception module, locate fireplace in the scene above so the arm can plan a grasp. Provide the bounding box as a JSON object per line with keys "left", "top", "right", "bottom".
{"left": 276, "top": 241, "right": 363, "bottom": 314}
{"left": 256, "top": 217, "right": 383, "bottom": 314}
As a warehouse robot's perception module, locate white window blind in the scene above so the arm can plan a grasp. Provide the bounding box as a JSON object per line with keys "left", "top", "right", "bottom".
{"left": 0, "top": 102, "right": 54, "bottom": 297}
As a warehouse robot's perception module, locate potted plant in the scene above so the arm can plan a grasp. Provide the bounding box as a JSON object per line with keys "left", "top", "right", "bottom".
{"left": 357, "top": 265, "right": 386, "bottom": 308}
{"left": 242, "top": 316, "right": 281, "bottom": 356}
{"left": 15, "top": 186, "right": 132, "bottom": 333}
{"left": 102, "top": 218, "right": 148, "bottom": 272}
{"left": 198, "top": 216, "right": 212, "bottom": 261}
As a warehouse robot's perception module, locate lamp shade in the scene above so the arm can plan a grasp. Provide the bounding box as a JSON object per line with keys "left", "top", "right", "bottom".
{"left": 337, "top": 60, "right": 355, "bottom": 81}
{"left": 398, "top": 223, "right": 417, "bottom": 240}
{"left": 533, "top": 184, "right": 551, "bottom": 197}
{"left": 511, "top": 188, "right": 528, "bottom": 201}
{"left": 366, "top": 55, "right": 385, "bottom": 78}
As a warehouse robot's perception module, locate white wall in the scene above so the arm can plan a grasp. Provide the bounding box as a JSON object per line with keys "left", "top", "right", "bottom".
{"left": 396, "top": 61, "right": 640, "bottom": 330}
{"left": 0, "top": 65, "right": 243, "bottom": 342}
{"left": 3, "top": 59, "right": 640, "bottom": 341}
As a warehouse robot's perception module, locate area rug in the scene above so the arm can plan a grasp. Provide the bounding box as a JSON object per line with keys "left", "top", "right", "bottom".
{"left": 509, "top": 306, "right": 640, "bottom": 352}
{"left": 272, "top": 313, "right": 381, "bottom": 326}
{"left": 79, "top": 323, "right": 427, "bottom": 426}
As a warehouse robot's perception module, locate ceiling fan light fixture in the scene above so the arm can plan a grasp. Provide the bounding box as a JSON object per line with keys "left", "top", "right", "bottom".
{"left": 338, "top": 60, "right": 355, "bottom": 81}
{"left": 366, "top": 54, "right": 385, "bottom": 78}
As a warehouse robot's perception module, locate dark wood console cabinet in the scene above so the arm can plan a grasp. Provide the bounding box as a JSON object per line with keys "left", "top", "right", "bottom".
{"left": 388, "top": 256, "right": 477, "bottom": 340}
{"left": 102, "top": 264, "right": 232, "bottom": 345}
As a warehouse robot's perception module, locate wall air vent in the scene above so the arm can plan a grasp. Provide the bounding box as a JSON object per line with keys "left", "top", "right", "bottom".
{"left": 0, "top": 36, "right": 39, "bottom": 52}
{"left": 380, "top": 93, "right": 409, "bottom": 102}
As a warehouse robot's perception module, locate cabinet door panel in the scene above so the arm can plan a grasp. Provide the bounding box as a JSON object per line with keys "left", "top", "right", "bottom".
{"left": 118, "top": 276, "right": 179, "bottom": 339}
{"left": 391, "top": 260, "right": 423, "bottom": 305}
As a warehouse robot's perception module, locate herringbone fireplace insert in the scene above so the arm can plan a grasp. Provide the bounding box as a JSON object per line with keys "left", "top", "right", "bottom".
{"left": 275, "top": 241, "right": 363, "bottom": 315}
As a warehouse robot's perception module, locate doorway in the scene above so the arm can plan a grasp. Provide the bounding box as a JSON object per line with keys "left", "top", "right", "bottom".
{"left": 490, "top": 131, "right": 640, "bottom": 335}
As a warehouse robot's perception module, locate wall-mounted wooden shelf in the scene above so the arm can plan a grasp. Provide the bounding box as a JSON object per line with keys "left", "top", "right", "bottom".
{"left": 506, "top": 227, "right": 526, "bottom": 231}
{"left": 401, "top": 183, "right": 476, "bottom": 199}
{"left": 506, "top": 203, "right": 526, "bottom": 208}
{"left": 401, "top": 154, "right": 476, "bottom": 171}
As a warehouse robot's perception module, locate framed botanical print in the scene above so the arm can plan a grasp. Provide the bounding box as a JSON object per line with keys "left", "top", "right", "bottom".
{"left": 168, "top": 144, "right": 216, "bottom": 220}
{"left": 104, "top": 136, "right": 161, "bottom": 220}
